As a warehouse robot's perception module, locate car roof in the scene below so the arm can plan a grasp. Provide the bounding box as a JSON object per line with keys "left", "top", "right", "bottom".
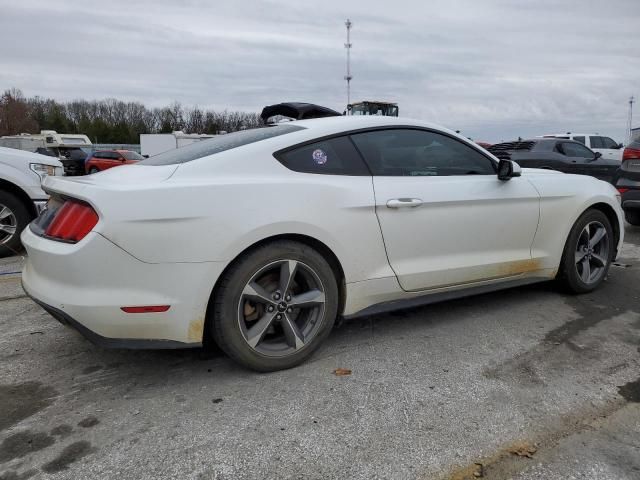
{"left": 543, "top": 133, "right": 599, "bottom": 137}
{"left": 289, "top": 115, "right": 462, "bottom": 139}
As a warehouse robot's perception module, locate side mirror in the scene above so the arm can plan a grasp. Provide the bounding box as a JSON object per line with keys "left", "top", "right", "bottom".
{"left": 594, "top": 152, "right": 602, "bottom": 160}
{"left": 497, "top": 159, "right": 522, "bottom": 180}
{"left": 618, "top": 143, "right": 624, "bottom": 149}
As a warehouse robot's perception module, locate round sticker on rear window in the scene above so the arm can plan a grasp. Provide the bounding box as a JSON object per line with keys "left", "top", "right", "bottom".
{"left": 312, "top": 149, "right": 328, "bottom": 165}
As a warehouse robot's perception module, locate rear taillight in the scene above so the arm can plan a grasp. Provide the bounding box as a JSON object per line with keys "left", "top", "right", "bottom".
{"left": 623, "top": 147, "right": 640, "bottom": 161}
{"left": 43, "top": 200, "right": 98, "bottom": 243}
{"left": 617, "top": 188, "right": 630, "bottom": 194}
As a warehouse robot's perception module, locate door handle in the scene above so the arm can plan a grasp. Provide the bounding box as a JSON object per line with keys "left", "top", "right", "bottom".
{"left": 386, "top": 198, "right": 423, "bottom": 208}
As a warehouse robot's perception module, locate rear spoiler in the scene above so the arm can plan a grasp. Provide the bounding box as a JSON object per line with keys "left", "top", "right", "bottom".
{"left": 260, "top": 102, "right": 342, "bottom": 124}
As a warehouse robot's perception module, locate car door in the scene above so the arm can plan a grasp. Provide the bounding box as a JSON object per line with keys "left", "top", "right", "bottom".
{"left": 559, "top": 141, "right": 616, "bottom": 182}
{"left": 350, "top": 128, "right": 541, "bottom": 292}
{"left": 591, "top": 136, "right": 623, "bottom": 162}
{"left": 102, "top": 151, "right": 122, "bottom": 169}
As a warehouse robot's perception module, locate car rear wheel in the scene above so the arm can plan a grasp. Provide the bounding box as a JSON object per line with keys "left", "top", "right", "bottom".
{"left": 0, "top": 191, "right": 31, "bottom": 258}
{"left": 558, "top": 209, "right": 613, "bottom": 293}
{"left": 211, "top": 240, "right": 339, "bottom": 372}
{"left": 625, "top": 210, "right": 640, "bottom": 226}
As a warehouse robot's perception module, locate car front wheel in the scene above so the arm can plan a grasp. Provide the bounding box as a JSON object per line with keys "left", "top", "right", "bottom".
{"left": 558, "top": 209, "right": 614, "bottom": 293}
{"left": 0, "top": 191, "right": 31, "bottom": 258}
{"left": 211, "top": 240, "right": 339, "bottom": 372}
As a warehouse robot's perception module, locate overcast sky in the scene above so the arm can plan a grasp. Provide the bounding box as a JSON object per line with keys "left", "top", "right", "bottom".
{"left": 0, "top": 0, "right": 638, "bottom": 142}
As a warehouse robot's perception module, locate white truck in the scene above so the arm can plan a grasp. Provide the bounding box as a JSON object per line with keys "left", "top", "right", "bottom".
{"left": 0, "top": 146, "right": 64, "bottom": 257}
{"left": 140, "top": 131, "right": 217, "bottom": 157}
{"left": 0, "top": 130, "right": 92, "bottom": 176}
{"left": 542, "top": 133, "right": 624, "bottom": 162}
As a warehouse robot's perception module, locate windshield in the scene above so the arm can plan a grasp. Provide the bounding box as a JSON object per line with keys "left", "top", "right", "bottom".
{"left": 140, "top": 124, "right": 306, "bottom": 165}
{"left": 122, "top": 151, "right": 144, "bottom": 161}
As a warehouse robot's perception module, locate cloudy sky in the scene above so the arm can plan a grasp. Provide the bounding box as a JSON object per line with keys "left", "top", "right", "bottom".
{"left": 0, "top": 0, "right": 638, "bottom": 142}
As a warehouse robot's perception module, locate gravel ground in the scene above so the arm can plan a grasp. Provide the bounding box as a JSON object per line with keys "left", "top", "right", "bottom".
{"left": 1, "top": 225, "right": 639, "bottom": 480}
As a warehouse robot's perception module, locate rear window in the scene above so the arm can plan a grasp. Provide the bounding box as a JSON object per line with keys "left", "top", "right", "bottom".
{"left": 122, "top": 151, "right": 144, "bottom": 161}
{"left": 139, "top": 124, "right": 305, "bottom": 165}
{"left": 275, "top": 136, "right": 370, "bottom": 175}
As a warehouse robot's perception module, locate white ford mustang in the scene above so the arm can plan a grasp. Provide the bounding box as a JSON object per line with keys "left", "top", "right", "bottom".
{"left": 21, "top": 116, "right": 624, "bottom": 371}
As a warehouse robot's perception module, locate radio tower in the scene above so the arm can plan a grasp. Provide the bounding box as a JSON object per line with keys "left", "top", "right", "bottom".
{"left": 344, "top": 19, "right": 353, "bottom": 107}
{"left": 628, "top": 96, "right": 635, "bottom": 143}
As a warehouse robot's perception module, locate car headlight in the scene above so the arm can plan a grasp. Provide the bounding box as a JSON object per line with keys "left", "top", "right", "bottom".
{"left": 30, "top": 163, "right": 57, "bottom": 181}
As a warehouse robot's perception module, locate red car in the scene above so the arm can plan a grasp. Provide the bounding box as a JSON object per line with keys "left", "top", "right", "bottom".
{"left": 85, "top": 149, "right": 144, "bottom": 174}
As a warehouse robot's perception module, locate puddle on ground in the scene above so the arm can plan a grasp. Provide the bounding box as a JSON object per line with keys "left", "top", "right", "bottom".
{"left": 0, "top": 382, "right": 58, "bottom": 432}
{"left": 41, "top": 441, "right": 95, "bottom": 473}
{"left": 618, "top": 378, "right": 640, "bottom": 403}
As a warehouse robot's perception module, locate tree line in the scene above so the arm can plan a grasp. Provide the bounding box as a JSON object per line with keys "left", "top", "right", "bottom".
{"left": 0, "top": 88, "right": 262, "bottom": 144}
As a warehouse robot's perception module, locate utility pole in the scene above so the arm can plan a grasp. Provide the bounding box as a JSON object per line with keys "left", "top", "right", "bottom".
{"left": 344, "top": 19, "right": 353, "bottom": 107}
{"left": 628, "top": 96, "right": 635, "bottom": 143}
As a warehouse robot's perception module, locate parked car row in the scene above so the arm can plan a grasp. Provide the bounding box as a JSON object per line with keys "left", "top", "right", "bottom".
{"left": 488, "top": 138, "right": 640, "bottom": 225}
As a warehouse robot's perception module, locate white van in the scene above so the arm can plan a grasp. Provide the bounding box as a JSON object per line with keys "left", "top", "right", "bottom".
{"left": 542, "top": 133, "right": 624, "bottom": 162}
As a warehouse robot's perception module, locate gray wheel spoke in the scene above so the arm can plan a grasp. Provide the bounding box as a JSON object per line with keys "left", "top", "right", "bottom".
{"left": 278, "top": 260, "right": 298, "bottom": 294}
{"left": 589, "top": 227, "right": 606, "bottom": 248}
{"left": 281, "top": 313, "right": 305, "bottom": 350}
{"left": 246, "top": 312, "right": 277, "bottom": 348}
{"left": 575, "top": 249, "right": 587, "bottom": 264}
{"left": 289, "top": 289, "right": 325, "bottom": 309}
{"left": 242, "top": 282, "right": 275, "bottom": 306}
{"left": 238, "top": 258, "right": 326, "bottom": 357}
{"left": 0, "top": 206, "right": 12, "bottom": 221}
{"left": 591, "top": 253, "right": 606, "bottom": 267}
{"left": 580, "top": 257, "right": 591, "bottom": 283}
{"left": 0, "top": 224, "right": 16, "bottom": 235}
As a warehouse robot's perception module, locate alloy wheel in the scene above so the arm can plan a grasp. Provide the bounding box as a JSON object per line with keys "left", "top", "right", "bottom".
{"left": 574, "top": 221, "right": 609, "bottom": 285}
{"left": 0, "top": 204, "right": 17, "bottom": 245}
{"left": 237, "top": 259, "right": 326, "bottom": 357}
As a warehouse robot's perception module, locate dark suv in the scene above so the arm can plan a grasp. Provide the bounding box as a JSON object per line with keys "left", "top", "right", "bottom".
{"left": 613, "top": 140, "right": 640, "bottom": 225}
{"left": 488, "top": 138, "right": 620, "bottom": 183}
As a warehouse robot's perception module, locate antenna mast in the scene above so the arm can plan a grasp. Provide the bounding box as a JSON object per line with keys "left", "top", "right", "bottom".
{"left": 344, "top": 19, "right": 353, "bottom": 107}
{"left": 628, "top": 96, "right": 635, "bottom": 143}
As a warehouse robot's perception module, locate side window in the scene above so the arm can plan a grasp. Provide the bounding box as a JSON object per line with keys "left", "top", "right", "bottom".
{"left": 274, "top": 136, "right": 370, "bottom": 175}
{"left": 561, "top": 142, "right": 594, "bottom": 158}
{"left": 350, "top": 129, "right": 496, "bottom": 176}
{"left": 590, "top": 136, "right": 604, "bottom": 149}
{"left": 572, "top": 136, "right": 585, "bottom": 145}
{"left": 601, "top": 137, "right": 618, "bottom": 149}
{"left": 93, "top": 152, "right": 106, "bottom": 159}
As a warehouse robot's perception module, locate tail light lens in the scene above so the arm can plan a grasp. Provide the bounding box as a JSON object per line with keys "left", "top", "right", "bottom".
{"left": 40, "top": 199, "right": 98, "bottom": 243}
{"left": 617, "top": 188, "right": 629, "bottom": 194}
{"left": 623, "top": 147, "right": 640, "bottom": 161}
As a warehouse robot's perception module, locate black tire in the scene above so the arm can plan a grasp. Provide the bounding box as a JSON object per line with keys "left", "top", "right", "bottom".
{"left": 210, "top": 240, "right": 339, "bottom": 372}
{"left": 625, "top": 210, "right": 640, "bottom": 226}
{"left": 0, "top": 191, "right": 31, "bottom": 258}
{"left": 88, "top": 167, "right": 100, "bottom": 174}
{"left": 557, "top": 209, "right": 614, "bottom": 294}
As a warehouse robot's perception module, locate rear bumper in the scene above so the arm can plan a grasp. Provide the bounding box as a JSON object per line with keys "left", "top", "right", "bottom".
{"left": 21, "top": 227, "right": 225, "bottom": 347}
{"left": 622, "top": 189, "right": 640, "bottom": 211}
{"left": 27, "top": 295, "right": 197, "bottom": 349}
